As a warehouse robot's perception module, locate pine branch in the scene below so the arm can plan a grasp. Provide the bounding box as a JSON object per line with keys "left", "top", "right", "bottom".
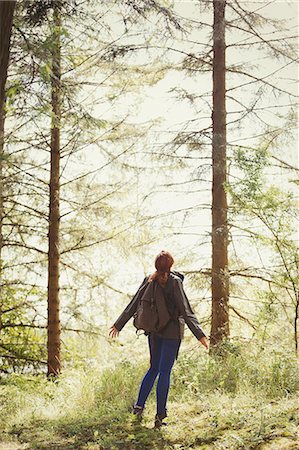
{"left": 228, "top": 0, "right": 298, "bottom": 63}
{"left": 229, "top": 305, "right": 257, "bottom": 330}
{"left": 3, "top": 240, "right": 47, "bottom": 255}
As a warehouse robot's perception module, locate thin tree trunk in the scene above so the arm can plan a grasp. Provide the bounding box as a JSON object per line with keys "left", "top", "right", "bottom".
{"left": 210, "top": 0, "right": 229, "bottom": 349}
{"left": 295, "top": 297, "right": 298, "bottom": 355}
{"left": 47, "top": 2, "right": 62, "bottom": 376}
{"left": 0, "top": 0, "right": 16, "bottom": 327}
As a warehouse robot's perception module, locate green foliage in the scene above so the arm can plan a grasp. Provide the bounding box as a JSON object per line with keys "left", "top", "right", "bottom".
{"left": 228, "top": 144, "right": 296, "bottom": 240}
{"left": 227, "top": 139, "right": 299, "bottom": 352}
{"left": 40, "top": 63, "right": 52, "bottom": 83}
{"left": 0, "top": 285, "right": 46, "bottom": 373}
{"left": 5, "top": 80, "right": 23, "bottom": 109}
{"left": 232, "top": 145, "right": 270, "bottom": 200}
{"left": 97, "top": 360, "right": 145, "bottom": 405}
{"left": 172, "top": 343, "right": 299, "bottom": 398}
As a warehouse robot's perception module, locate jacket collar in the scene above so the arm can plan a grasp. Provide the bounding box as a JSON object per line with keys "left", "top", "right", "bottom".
{"left": 170, "top": 271, "right": 184, "bottom": 282}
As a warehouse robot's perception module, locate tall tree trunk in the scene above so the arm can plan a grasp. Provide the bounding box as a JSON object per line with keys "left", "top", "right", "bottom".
{"left": 0, "top": 0, "right": 15, "bottom": 111}
{"left": 210, "top": 0, "right": 229, "bottom": 349}
{"left": 0, "top": 0, "right": 16, "bottom": 330}
{"left": 47, "top": 2, "right": 62, "bottom": 376}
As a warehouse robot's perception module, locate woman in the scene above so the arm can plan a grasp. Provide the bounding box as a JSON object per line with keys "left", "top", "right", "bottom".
{"left": 109, "top": 250, "right": 208, "bottom": 428}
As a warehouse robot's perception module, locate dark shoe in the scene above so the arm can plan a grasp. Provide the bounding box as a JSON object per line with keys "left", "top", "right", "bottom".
{"left": 133, "top": 405, "right": 144, "bottom": 421}
{"left": 154, "top": 411, "right": 167, "bottom": 429}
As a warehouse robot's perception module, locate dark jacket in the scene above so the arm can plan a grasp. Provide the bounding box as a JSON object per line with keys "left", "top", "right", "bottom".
{"left": 114, "top": 272, "right": 206, "bottom": 341}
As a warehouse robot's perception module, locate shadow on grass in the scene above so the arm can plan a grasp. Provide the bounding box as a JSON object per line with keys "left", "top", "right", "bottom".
{"left": 8, "top": 413, "right": 222, "bottom": 450}
{"left": 58, "top": 416, "right": 174, "bottom": 450}
{"left": 8, "top": 415, "right": 177, "bottom": 450}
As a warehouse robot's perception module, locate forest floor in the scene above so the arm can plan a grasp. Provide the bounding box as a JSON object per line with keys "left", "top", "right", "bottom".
{"left": 1, "top": 342, "right": 298, "bottom": 449}
{"left": 0, "top": 393, "right": 298, "bottom": 450}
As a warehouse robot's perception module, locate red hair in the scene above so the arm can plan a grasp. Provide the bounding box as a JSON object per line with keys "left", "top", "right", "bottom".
{"left": 149, "top": 250, "right": 174, "bottom": 287}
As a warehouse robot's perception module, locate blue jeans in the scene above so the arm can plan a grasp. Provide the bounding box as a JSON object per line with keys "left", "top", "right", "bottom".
{"left": 135, "top": 334, "right": 181, "bottom": 417}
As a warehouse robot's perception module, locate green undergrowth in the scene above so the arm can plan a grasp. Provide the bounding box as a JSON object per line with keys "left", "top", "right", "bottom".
{"left": 0, "top": 344, "right": 298, "bottom": 449}
{"left": 172, "top": 342, "right": 299, "bottom": 399}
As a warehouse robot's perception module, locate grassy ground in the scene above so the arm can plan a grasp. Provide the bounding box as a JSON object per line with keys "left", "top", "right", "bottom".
{"left": 0, "top": 343, "right": 298, "bottom": 449}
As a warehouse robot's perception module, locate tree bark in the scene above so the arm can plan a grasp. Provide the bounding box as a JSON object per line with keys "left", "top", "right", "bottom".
{"left": 0, "top": 0, "right": 16, "bottom": 331}
{"left": 0, "top": 1, "right": 16, "bottom": 112}
{"left": 294, "top": 296, "right": 298, "bottom": 355}
{"left": 210, "top": 0, "right": 229, "bottom": 349}
{"left": 47, "top": 2, "right": 62, "bottom": 376}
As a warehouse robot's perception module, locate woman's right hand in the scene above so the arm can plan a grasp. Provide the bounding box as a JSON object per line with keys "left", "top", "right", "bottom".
{"left": 199, "top": 336, "right": 209, "bottom": 350}
{"left": 109, "top": 325, "right": 119, "bottom": 339}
